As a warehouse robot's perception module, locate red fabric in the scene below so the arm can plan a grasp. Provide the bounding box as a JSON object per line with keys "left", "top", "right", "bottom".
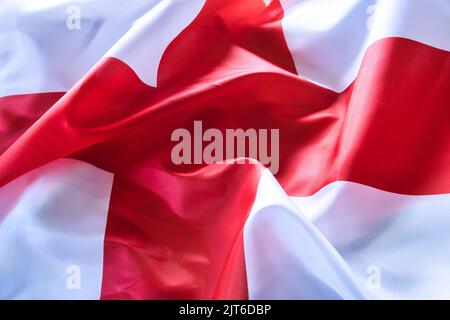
{"left": 0, "top": 92, "right": 64, "bottom": 155}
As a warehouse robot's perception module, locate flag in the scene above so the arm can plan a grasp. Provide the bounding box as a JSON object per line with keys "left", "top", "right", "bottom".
{"left": 0, "top": 0, "right": 449, "bottom": 299}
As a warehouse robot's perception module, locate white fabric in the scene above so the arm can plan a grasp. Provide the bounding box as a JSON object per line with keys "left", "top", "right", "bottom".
{"left": 280, "top": 0, "right": 450, "bottom": 92}
{"left": 0, "top": 0, "right": 204, "bottom": 97}
{"left": 0, "top": 159, "right": 113, "bottom": 299}
{"left": 244, "top": 170, "right": 367, "bottom": 299}
{"left": 245, "top": 170, "right": 450, "bottom": 299}
{"left": 106, "top": 0, "right": 206, "bottom": 87}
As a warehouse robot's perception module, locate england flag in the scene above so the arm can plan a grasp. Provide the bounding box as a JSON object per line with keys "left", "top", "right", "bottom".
{"left": 0, "top": 0, "right": 449, "bottom": 300}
